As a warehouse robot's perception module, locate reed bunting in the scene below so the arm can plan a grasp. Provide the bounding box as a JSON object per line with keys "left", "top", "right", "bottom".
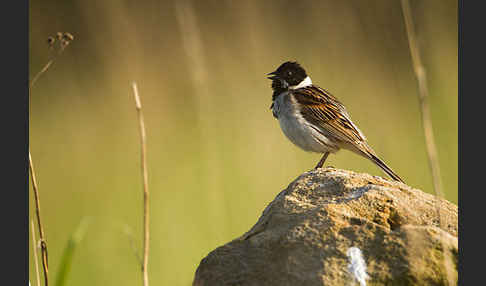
{"left": 268, "top": 61, "right": 404, "bottom": 183}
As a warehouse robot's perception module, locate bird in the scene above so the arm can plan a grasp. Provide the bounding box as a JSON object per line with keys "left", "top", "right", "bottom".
{"left": 268, "top": 61, "right": 404, "bottom": 183}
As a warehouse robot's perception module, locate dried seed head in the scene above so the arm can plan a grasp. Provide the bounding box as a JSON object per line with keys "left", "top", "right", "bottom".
{"left": 60, "top": 40, "right": 68, "bottom": 49}
{"left": 63, "top": 32, "right": 74, "bottom": 41}
{"left": 47, "top": 36, "right": 55, "bottom": 46}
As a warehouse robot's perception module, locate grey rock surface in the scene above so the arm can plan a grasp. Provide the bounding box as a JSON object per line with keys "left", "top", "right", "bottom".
{"left": 193, "top": 168, "right": 458, "bottom": 286}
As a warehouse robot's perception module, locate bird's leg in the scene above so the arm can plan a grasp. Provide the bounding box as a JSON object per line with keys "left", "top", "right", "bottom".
{"left": 314, "top": 152, "right": 330, "bottom": 169}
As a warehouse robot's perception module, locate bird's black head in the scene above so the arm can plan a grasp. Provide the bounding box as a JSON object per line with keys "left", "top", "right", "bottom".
{"left": 267, "top": 61, "right": 308, "bottom": 87}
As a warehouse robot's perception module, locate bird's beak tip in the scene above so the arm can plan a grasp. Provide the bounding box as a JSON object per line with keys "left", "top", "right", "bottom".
{"left": 267, "top": 71, "right": 278, "bottom": 80}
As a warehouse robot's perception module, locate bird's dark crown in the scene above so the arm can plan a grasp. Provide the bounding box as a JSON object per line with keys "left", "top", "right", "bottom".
{"left": 268, "top": 61, "right": 308, "bottom": 87}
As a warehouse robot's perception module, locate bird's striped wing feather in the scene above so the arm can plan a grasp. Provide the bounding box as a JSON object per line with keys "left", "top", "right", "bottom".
{"left": 291, "top": 85, "right": 366, "bottom": 144}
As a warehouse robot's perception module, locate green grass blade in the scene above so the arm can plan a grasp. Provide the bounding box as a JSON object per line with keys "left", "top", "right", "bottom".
{"left": 54, "top": 218, "right": 91, "bottom": 286}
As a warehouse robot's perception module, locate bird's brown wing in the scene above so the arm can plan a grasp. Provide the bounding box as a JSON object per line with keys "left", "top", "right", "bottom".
{"left": 291, "top": 85, "right": 366, "bottom": 144}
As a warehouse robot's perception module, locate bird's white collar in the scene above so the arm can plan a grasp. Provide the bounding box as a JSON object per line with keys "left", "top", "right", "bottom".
{"left": 289, "top": 76, "right": 312, "bottom": 90}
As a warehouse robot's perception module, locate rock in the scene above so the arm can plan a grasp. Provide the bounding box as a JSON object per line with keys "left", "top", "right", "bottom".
{"left": 193, "top": 168, "right": 458, "bottom": 286}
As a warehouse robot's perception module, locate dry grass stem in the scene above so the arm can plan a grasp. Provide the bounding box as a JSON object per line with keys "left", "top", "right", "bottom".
{"left": 131, "top": 82, "right": 150, "bottom": 286}
{"left": 400, "top": 0, "right": 445, "bottom": 201}
{"left": 29, "top": 32, "right": 74, "bottom": 286}
{"left": 30, "top": 60, "right": 54, "bottom": 89}
{"left": 29, "top": 151, "right": 49, "bottom": 286}
{"left": 399, "top": 7, "right": 454, "bottom": 284}
{"left": 31, "top": 220, "right": 42, "bottom": 286}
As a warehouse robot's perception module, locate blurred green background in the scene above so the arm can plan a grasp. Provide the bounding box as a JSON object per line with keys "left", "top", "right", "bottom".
{"left": 29, "top": 0, "right": 457, "bottom": 285}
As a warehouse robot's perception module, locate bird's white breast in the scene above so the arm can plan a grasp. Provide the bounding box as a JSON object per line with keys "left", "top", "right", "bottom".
{"left": 272, "top": 92, "right": 339, "bottom": 153}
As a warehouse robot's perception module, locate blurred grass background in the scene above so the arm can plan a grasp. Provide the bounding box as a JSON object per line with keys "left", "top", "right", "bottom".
{"left": 29, "top": 0, "right": 457, "bottom": 285}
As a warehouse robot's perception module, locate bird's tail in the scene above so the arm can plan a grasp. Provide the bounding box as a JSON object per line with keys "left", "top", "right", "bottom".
{"left": 357, "top": 143, "right": 405, "bottom": 183}
{"left": 368, "top": 153, "right": 404, "bottom": 183}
